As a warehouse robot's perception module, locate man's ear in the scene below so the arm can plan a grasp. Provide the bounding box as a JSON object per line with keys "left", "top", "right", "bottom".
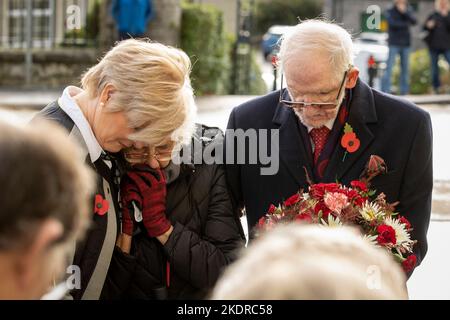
{"left": 16, "top": 219, "right": 64, "bottom": 291}
{"left": 345, "top": 67, "right": 360, "bottom": 89}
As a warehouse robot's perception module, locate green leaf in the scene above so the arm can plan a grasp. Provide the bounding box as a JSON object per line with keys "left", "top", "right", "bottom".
{"left": 343, "top": 123, "right": 354, "bottom": 134}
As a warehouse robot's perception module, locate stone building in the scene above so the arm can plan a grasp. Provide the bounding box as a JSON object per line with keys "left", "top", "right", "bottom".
{"left": 0, "top": 0, "right": 181, "bottom": 88}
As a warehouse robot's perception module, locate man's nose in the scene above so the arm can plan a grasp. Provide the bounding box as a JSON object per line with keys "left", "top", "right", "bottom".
{"left": 302, "top": 95, "right": 314, "bottom": 106}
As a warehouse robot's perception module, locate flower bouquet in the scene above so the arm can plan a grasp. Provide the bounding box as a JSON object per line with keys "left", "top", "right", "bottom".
{"left": 257, "top": 156, "right": 418, "bottom": 274}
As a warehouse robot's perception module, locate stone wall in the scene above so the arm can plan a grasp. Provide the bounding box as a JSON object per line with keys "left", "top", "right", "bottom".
{"left": 0, "top": 49, "right": 97, "bottom": 89}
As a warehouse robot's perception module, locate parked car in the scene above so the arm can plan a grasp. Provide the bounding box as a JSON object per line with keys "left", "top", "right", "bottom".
{"left": 353, "top": 32, "right": 389, "bottom": 90}
{"left": 261, "top": 25, "right": 294, "bottom": 60}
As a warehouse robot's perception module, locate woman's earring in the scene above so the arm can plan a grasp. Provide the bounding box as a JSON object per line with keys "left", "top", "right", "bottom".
{"left": 99, "top": 102, "right": 105, "bottom": 108}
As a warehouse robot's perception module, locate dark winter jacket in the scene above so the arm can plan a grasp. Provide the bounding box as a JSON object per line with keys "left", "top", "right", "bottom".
{"left": 100, "top": 125, "right": 246, "bottom": 300}
{"left": 386, "top": 5, "right": 417, "bottom": 47}
{"left": 423, "top": 11, "right": 450, "bottom": 50}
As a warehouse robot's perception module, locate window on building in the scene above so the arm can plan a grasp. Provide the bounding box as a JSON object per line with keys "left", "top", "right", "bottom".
{"left": 7, "top": 0, "right": 53, "bottom": 49}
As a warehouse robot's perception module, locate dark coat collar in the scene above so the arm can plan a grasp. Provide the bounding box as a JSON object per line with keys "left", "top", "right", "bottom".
{"left": 271, "top": 79, "right": 378, "bottom": 186}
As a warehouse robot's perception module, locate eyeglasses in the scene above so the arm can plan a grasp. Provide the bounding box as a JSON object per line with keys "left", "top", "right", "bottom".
{"left": 279, "top": 69, "right": 349, "bottom": 110}
{"left": 123, "top": 144, "right": 175, "bottom": 164}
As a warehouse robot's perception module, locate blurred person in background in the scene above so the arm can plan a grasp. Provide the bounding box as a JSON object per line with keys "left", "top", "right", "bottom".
{"left": 381, "top": 0, "right": 417, "bottom": 95}
{"left": 0, "top": 121, "right": 94, "bottom": 300}
{"left": 112, "top": 0, "right": 155, "bottom": 40}
{"left": 423, "top": 0, "right": 450, "bottom": 94}
{"left": 211, "top": 224, "right": 408, "bottom": 300}
{"left": 33, "top": 39, "right": 197, "bottom": 299}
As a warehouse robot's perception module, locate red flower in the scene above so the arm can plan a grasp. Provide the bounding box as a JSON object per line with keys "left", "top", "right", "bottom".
{"left": 377, "top": 224, "right": 397, "bottom": 245}
{"left": 399, "top": 216, "right": 412, "bottom": 230}
{"left": 353, "top": 196, "right": 367, "bottom": 208}
{"left": 350, "top": 180, "right": 368, "bottom": 192}
{"left": 284, "top": 194, "right": 301, "bottom": 207}
{"left": 341, "top": 132, "right": 361, "bottom": 153}
{"left": 268, "top": 204, "right": 277, "bottom": 214}
{"left": 314, "top": 201, "right": 331, "bottom": 219}
{"left": 94, "top": 194, "right": 109, "bottom": 216}
{"left": 366, "top": 155, "right": 387, "bottom": 177}
{"left": 258, "top": 216, "right": 267, "bottom": 228}
{"left": 402, "top": 255, "right": 417, "bottom": 274}
{"left": 310, "top": 183, "right": 340, "bottom": 199}
{"left": 295, "top": 213, "right": 312, "bottom": 223}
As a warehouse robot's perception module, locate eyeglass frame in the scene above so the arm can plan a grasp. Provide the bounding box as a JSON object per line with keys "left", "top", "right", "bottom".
{"left": 278, "top": 68, "right": 351, "bottom": 110}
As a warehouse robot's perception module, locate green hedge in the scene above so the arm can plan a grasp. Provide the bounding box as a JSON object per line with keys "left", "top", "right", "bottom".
{"left": 392, "top": 49, "right": 450, "bottom": 94}
{"left": 180, "top": 3, "right": 231, "bottom": 95}
{"left": 255, "top": 0, "right": 323, "bottom": 36}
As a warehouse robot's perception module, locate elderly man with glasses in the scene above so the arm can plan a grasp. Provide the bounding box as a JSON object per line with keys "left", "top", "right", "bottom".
{"left": 225, "top": 19, "right": 432, "bottom": 277}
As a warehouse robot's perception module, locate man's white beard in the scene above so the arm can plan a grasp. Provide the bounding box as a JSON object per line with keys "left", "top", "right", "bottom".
{"left": 294, "top": 109, "right": 332, "bottom": 129}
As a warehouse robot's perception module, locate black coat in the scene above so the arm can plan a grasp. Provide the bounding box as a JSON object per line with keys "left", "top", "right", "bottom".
{"left": 386, "top": 5, "right": 417, "bottom": 47}
{"left": 423, "top": 11, "right": 450, "bottom": 50}
{"left": 101, "top": 125, "right": 245, "bottom": 300}
{"left": 225, "top": 79, "right": 433, "bottom": 275}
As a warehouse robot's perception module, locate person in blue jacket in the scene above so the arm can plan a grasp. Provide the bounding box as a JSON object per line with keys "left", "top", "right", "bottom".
{"left": 112, "top": 0, "right": 155, "bottom": 40}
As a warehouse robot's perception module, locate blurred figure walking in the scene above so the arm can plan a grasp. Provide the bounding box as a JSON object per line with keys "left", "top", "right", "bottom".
{"left": 381, "top": 0, "right": 417, "bottom": 95}
{"left": 112, "top": 0, "right": 155, "bottom": 40}
{"left": 423, "top": 0, "right": 450, "bottom": 94}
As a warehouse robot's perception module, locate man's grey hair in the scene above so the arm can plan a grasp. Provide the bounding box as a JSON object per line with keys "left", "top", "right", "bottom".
{"left": 278, "top": 19, "right": 355, "bottom": 82}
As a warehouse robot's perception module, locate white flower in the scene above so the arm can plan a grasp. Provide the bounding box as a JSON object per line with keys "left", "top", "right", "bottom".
{"left": 384, "top": 216, "right": 414, "bottom": 250}
{"left": 359, "top": 201, "right": 383, "bottom": 222}
{"left": 321, "top": 215, "right": 343, "bottom": 228}
{"left": 363, "top": 234, "right": 379, "bottom": 247}
{"left": 303, "top": 193, "right": 310, "bottom": 200}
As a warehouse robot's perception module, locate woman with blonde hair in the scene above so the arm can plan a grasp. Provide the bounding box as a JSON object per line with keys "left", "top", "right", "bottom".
{"left": 33, "top": 39, "right": 197, "bottom": 299}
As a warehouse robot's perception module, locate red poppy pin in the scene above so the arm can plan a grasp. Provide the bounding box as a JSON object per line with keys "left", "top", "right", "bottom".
{"left": 94, "top": 194, "right": 109, "bottom": 216}
{"left": 341, "top": 123, "right": 360, "bottom": 153}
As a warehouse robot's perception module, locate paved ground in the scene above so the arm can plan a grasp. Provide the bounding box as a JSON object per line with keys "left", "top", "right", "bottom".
{"left": 0, "top": 96, "right": 449, "bottom": 299}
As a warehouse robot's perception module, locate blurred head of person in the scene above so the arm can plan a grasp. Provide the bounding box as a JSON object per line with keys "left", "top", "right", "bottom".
{"left": 75, "top": 39, "right": 196, "bottom": 160}
{"left": 0, "top": 121, "right": 94, "bottom": 299}
{"left": 395, "top": 0, "right": 408, "bottom": 6}
{"left": 211, "top": 224, "right": 408, "bottom": 300}
{"left": 436, "top": 0, "right": 449, "bottom": 12}
{"left": 278, "top": 19, "right": 359, "bottom": 129}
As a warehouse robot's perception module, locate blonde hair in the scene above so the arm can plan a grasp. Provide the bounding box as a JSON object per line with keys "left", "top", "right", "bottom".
{"left": 211, "top": 225, "right": 408, "bottom": 300}
{"left": 279, "top": 19, "right": 354, "bottom": 82}
{"left": 81, "top": 39, "right": 196, "bottom": 148}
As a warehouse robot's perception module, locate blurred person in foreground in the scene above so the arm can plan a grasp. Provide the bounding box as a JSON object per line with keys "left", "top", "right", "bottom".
{"left": 423, "top": 0, "right": 450, "bottom": 94}
{"left": 33, "top": 39, "right": 197, "bottom": 299}
{"left": 0, "top": 121, "right": 93, "bottom": 300}
{"left": 211, "top": 224, "right": 408, "bottom": 300}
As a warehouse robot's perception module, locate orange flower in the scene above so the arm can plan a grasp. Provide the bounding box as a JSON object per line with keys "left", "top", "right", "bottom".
{"left": 341, "top": 132, "right": 361, "bottom": 153}
{"left": 94, "top": 194, "right": 109, "bottom": 216}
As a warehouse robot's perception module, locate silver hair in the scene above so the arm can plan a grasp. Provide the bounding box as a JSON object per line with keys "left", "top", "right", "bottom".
{"left": 278, "top": 19, "right": 355, "bottom": 82}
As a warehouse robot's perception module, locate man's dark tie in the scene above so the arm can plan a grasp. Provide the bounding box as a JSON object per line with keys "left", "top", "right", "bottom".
{"left": 310, "top": 126, "right": 331, "bottom": 165}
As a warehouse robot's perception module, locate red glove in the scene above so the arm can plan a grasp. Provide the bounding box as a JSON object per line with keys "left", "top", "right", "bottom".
{"left": 120, "top": 164, "right": 171, "bottom": 238}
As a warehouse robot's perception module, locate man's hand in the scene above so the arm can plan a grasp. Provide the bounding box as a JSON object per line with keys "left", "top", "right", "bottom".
{"left": 426, "top": 19, "right": 436, "bottom": 29}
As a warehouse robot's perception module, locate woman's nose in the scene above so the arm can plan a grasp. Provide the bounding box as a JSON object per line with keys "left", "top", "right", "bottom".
{"left": 148, "top": 157, "right": 160, "bottom": 169}
{"left": 133, "top": 141, "right": 147, "bottom": 149}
